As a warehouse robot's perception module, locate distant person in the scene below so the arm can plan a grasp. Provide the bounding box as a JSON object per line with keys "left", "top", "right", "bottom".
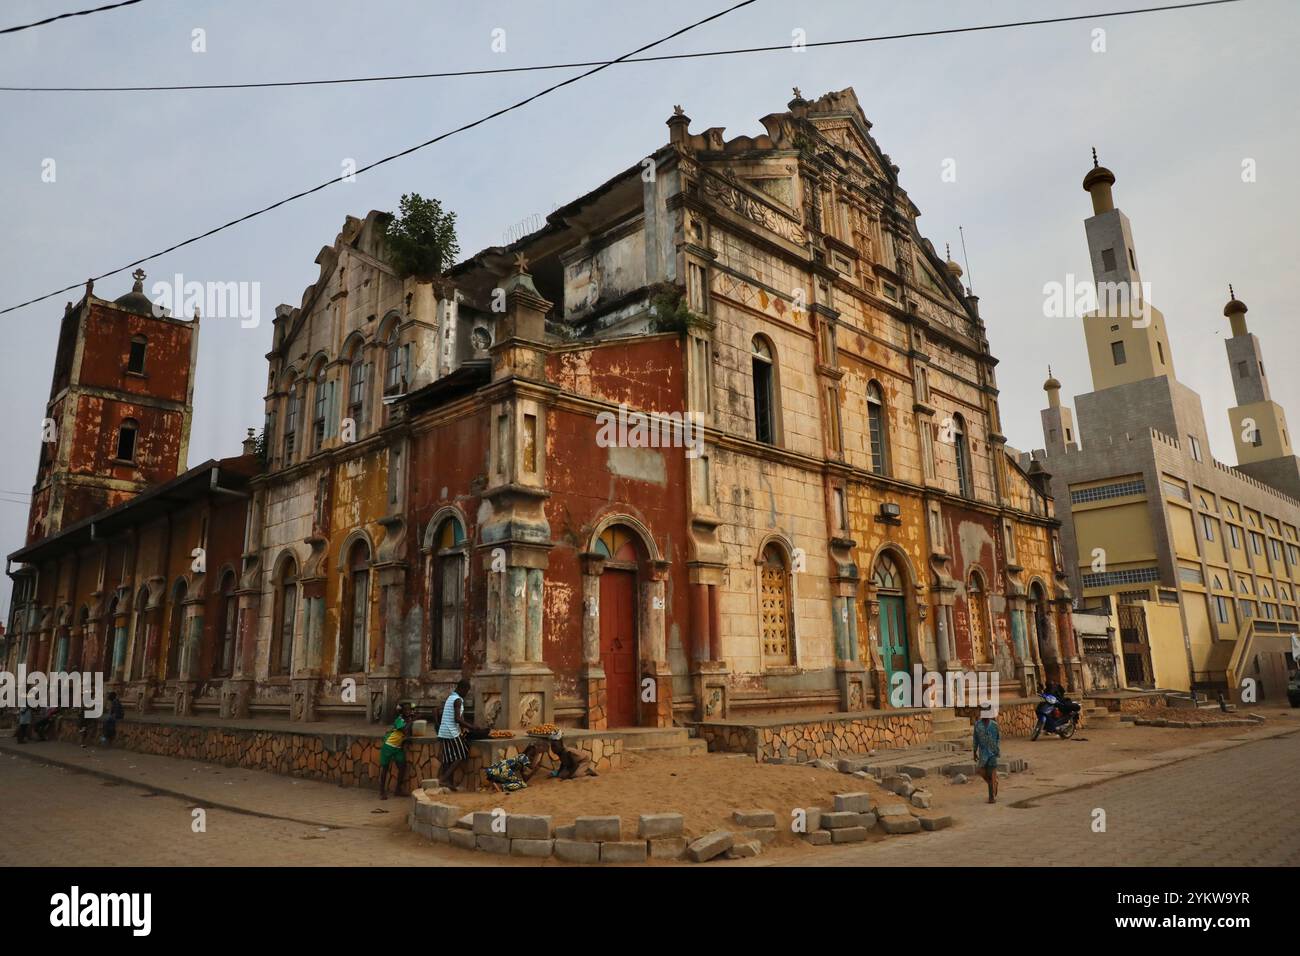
{"left": 101, "top": 692, "right": 124, "bottom": 747}
{"left": 973, "top": 714, "right": 1001, "bottom": 804}
{"left": 548, "top": 736, "right": 597, "bottom": 780}
{"left": 436, "top": 680, "right": 485, "bottom": 792}
{"left": 32, "top": 706, "right": 55, "bottom": 741}
{"left": 15, "top": 702, "right": 33, "bottom": 744}
{"left": 485, "top": 743, "right": 543, "bottom": 793}
{"left": 378, "top": 703, "right": 413, "bottom": 800}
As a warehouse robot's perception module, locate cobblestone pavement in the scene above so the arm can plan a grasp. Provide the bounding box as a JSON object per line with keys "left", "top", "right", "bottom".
{"left": 792, "top": 731, "right": 1300, "bottom": 867}
{"left": 3, "top": 727, "right": 1297, "bottom": 867}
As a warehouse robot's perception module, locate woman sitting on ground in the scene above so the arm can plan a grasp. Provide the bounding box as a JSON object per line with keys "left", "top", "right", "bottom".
{"left": 484, "top": 743, "right": 544, "bottom": 793}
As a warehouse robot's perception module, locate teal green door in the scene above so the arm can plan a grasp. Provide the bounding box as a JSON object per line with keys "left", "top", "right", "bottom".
{"left": 877, "top": 595, "right": 910, "bottom": 682}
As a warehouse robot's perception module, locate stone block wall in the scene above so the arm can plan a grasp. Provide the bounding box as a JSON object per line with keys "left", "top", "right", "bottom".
{"left": 695, "top": 710, "right": 933, "bottom": 761}
{"left": 51, "top": 717, "right": 624, "bottom": 790}
{"left": 955, "top": 700, "right": 1038, "bottom": 737}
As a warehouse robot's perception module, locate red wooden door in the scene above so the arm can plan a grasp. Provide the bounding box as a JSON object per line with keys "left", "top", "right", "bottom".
{"left": 600, "top": 570, "right": 637, "bottom": 727}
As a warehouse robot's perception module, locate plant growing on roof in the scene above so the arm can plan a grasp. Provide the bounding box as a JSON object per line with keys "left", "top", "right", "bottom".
{"left": 382, "top": 193, "right": 461, "bottom": 280}
{"left": 648, "top": 283, "right": 709, "bottom": 334}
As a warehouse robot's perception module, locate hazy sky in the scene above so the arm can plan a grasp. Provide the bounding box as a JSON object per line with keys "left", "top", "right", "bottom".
{"left": 3, "top": 0, "right": 1297, "bottom": 618}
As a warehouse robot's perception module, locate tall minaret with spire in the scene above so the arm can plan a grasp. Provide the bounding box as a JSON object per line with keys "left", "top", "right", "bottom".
{"left": 1223, "top": 287, "right": 1300, "bottom": 497}
{"left": 1079, "top": 149, "right": 1176, "bottom": 391}
{"left": 1040, "top": 366, "right": 1077, "bottom": 453}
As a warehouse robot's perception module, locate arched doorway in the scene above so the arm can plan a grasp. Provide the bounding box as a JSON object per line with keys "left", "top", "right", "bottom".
{"left": 165, "top": 578, "right": 186, "bottom": 680}
{"left": 759, "top": 542, "right": 795, "bottom": 667}
{"left": 1030, "top": 581, "right": 1051, "bottom": 669}
{"left": 873, "top": 552, "right": 910, "bottom": 683}
{"left": 969, "top": 571, "right": 990, "bottom": 665}
{"left": 594, "top": 525, "right": 641, "bottom": 727}
{"left": 129, "top": 586, "right": 149, "bottom": 681}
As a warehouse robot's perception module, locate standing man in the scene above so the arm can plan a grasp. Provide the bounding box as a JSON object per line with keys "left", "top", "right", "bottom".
{"left": 15, "top": 700, "right": 33, "bottom": 743}
{"left": 436, "top": 679, "right": 480, "bottom": 792}
{"left": 378, "top": 702, "right": 414, "bottom": 800}
{"left": 973, "top": 713, "right": 1001, "bottom": 804}
{"left": 101, "top": 691, "right": 124, "bottom": 747}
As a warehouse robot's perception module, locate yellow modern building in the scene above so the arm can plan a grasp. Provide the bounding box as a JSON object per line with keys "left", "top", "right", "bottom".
{"left": 1023, "top": 157, "right": 1300, "bottom": 702}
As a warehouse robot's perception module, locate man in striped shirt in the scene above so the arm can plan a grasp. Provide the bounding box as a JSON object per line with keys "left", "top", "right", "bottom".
{"left": 436, "top": 680, "right": 479, "bottom": 792}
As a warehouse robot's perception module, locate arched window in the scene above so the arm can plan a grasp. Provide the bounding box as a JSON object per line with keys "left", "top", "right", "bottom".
{"left": 272, "top": 557, "right": 298, "bottom": 676}
{"left": 129, "top": 586, "right": 150, "bottom": 681}
{"left": 165, "top": 578, "right": 186, "bottom": 679}
{"left": 867, "top": 381, "right": 889, "bottom": 476}
{"left": 128, "top": 335, "right": 147, "bottom": 374}
{"left": 282, "top": 374, "right": 299, "bottom": 462}
{"left": 431, "top": 518, "right": 467, "bottom": 669}
{"left": 872, "top": 554, "right": 903, "bottom": 591}
{"left": 385, "top": 326, "right": 405, "bottom": 394}
{"left": 594, "top": 525, "right": 640, "bottom": 563}
{"left": 759, "top": 542, "right": 794, "bottom": 666}
{"left": 116, "top": 418, "right": 139, "bottom": 462}
{"left": 341, "top": 541, "right": 370, "bottom": 674}
{"left": 752, "top": 335, "right": 777, "bottom": 444}
{"left": 312, "top": 363, "right": 328, "bottom": 452}
{"left": 952, "top": 414, "right": 973, "bottom": 498}
{"left": 348, "top": 343, "right": 368, "bottom": 431}
{"left": 217, "top": 571, "right": 237, "bottom": 677}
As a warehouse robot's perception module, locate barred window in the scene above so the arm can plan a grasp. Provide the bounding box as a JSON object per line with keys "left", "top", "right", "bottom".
{"left": 1081, "top": 566, "right": 1161, "bottom": 589}
{"left": 1070, "top": 479, "right": 1145, "bottom": 504}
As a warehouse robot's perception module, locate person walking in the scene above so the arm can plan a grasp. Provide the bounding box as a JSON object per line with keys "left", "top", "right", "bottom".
{"left": 973, "top": 713, "right": 1001, "bottom": 804}
{"left": 436, "top": 680, "right": 481, "bottom": 792}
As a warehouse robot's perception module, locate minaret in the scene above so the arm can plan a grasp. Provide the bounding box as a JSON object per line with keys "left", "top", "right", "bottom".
{"left": 1040, "top": 367, "right": 1077, "bottom": 453}
{"left": 1079, "top": 150, "right": 1175, "bottom": 390}
{"left": 1224, "top": 288, "right": 1295, "bottom": 468}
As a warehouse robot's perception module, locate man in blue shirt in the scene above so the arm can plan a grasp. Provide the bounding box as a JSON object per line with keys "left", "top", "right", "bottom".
{"left": 973, "top": 714, "right": 1001, "bottom": 804}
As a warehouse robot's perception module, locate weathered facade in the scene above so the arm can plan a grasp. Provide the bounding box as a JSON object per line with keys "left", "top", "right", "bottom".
{"left": 8, "top": 89, "right": 1077, "bottom": 728}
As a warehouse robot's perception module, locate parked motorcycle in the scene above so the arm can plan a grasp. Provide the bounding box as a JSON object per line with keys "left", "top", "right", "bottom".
{"left": 1030, "top": 692, "right": 1080, "bottom": 740}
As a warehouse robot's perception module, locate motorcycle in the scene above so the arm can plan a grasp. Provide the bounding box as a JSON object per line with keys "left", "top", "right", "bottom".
{"left": 1030, "top": 692, "right": 1080, "bottom": 740}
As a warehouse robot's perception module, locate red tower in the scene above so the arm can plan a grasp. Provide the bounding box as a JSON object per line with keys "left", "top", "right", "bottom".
{"left": 27, "top": 269, "right": 198, "bottom": 543}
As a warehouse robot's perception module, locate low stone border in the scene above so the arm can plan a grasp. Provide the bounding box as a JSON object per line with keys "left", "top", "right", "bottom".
{"left": 1128, "top": 715, "right": 1264, "bottom": 729}
{"left": 43, "top": 716, "right": 624, "bottom": 791}
{"left": 407, "top": 788, "right": 950, "bottom": 863}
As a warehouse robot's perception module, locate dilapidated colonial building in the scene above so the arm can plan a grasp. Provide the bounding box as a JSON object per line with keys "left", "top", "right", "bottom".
{"left": 7, "top": 89, "right": 1077, "bottom": 730}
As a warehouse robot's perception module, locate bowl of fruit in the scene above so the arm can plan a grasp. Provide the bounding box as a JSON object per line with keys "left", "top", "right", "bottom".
{"left": 526, "top": 723, "right": 560, "bottom": 739}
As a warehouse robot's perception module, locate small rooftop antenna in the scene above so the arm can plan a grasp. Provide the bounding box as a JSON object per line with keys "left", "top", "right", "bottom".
{"left": 958, "top": 225, "right": 975, "bottom": 294}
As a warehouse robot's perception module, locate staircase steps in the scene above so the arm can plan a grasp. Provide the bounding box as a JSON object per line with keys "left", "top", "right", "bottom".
{"left": 617, "top": 727, "right": 708, "bottom": 758}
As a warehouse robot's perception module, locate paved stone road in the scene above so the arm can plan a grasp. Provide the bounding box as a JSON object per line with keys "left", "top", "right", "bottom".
{"left": 796, "top": 732, "right": 1300, "bottom": 867}
{"left": 3, "top": 729, "right": 1297, "bottom": 867}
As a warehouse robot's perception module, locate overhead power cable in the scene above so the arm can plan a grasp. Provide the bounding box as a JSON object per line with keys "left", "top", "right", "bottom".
{"left": 0, "top": 0, "right": 758, "bottom": 317}
{"left": 0, "top": 0, "right": 1245, "bottom": 316}
{"left": 1, "top": 0, "right": 143, "bottom": 36}
{"left": 0, "top": 0, "right": 1244, "bottom": 92}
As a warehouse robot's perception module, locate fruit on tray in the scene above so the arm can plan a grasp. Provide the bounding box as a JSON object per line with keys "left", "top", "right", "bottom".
{"left": 488, "top": 729, "right": 513, "bottom": 738}
{"left": 526, "top": 723, "right": 559, "bottom": 736}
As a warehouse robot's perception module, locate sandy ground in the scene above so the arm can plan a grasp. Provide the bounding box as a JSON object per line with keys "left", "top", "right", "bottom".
{"left": 405, "top": 706, "right": 1296, "bottom": 863}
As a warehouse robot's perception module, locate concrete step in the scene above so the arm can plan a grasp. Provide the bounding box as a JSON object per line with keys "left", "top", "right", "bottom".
{"left": 933, "top": 729, "right": 971, "bottom": 743}
{"left": 612, "top": 728, "right": 692, "bottom": 747}
{"left": 625, "top": 738, "right": 708, "bottom": 758}
{"left": 932, "top": 717, "right": 969, "bottom": 731}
